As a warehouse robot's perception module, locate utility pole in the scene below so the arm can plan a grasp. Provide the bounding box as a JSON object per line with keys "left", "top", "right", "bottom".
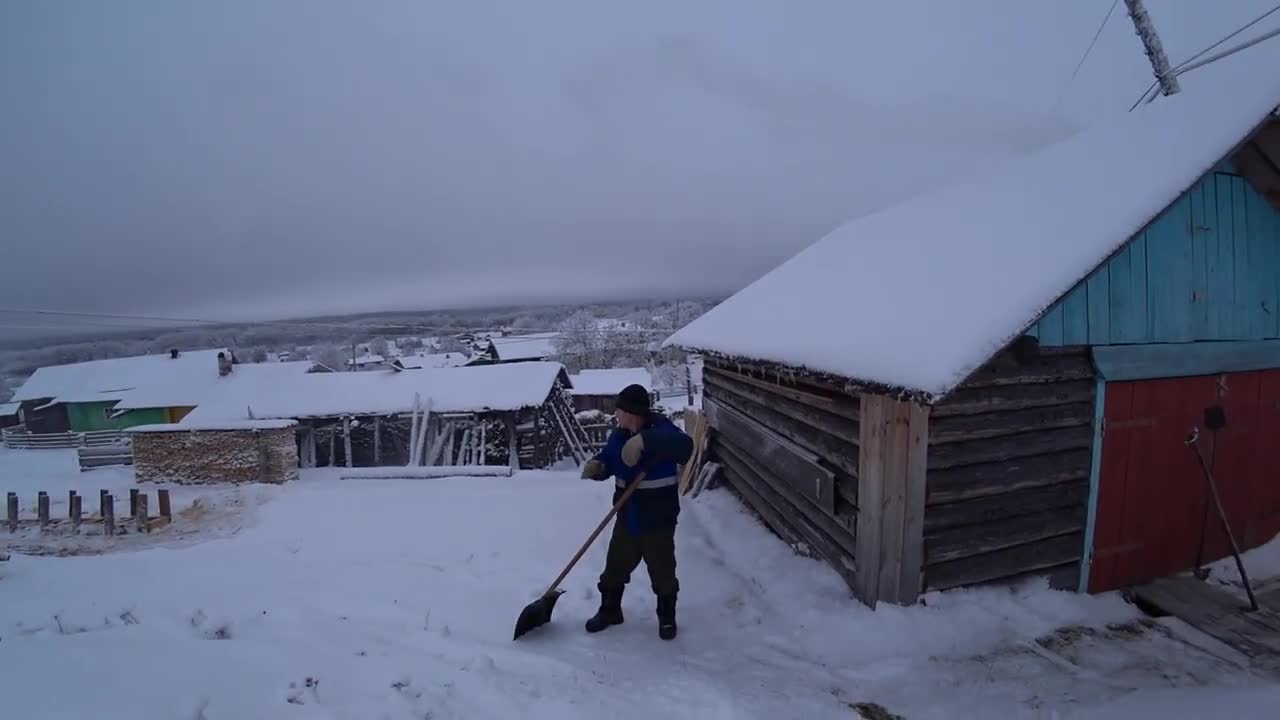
{"left": 1124, "top": 0, "right": 1180, "bottom": 96}
{"left": 676, "top": 300, "right": 694, "bottom": 407}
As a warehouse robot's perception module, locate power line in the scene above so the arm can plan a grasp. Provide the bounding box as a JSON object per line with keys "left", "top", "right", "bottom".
{"left": 1054, "top": 0, "right": 1121, "bottom": 110}
{"left": 1129, "top": 3, "right": 1280, "bottom": 110}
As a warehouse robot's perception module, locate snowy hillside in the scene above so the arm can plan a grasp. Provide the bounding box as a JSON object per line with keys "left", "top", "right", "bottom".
{"left": 1, "top": 448, "right": 1278, "bottom": 719}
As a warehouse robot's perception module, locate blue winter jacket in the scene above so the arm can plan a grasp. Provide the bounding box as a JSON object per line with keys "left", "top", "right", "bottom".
{"left": 592, "top": 415, "right": 693, "bottom": 535}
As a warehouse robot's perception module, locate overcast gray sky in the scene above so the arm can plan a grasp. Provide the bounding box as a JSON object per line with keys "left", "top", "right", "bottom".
{"left": 2, "top": 0, "right": 1277, "bottom": 337}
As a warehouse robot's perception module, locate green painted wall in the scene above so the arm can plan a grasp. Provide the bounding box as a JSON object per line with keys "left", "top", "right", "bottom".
{"left": 65, "top": 402, "right": 167, "bottom": 432}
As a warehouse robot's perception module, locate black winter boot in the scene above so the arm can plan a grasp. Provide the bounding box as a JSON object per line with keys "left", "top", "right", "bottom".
{"left": 585, "top": 587, "right": 624, "bottom": 633}
{"left": 656, "top": 593, "right": 677, "bottom": 640}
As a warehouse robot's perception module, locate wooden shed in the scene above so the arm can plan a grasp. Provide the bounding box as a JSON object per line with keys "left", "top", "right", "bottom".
{"left": 667, "top": 74, "right": 1280, "bottom": 609}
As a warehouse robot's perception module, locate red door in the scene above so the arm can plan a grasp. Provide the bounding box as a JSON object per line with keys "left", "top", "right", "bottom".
{"left": 1088, "top": 369, "right": 1280, "bottom": 593}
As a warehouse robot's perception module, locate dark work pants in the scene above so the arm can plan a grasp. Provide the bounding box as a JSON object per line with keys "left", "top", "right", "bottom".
{"left": 598, "top": 518, "right": 679, "bottom": 597}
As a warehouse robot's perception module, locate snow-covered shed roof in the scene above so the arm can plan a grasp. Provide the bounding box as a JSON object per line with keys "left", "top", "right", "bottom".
{"left": 568, "top": 368, "right": 652, "bottom": 396}
{"left": 113, "top": 360, "right": 318, "bottom": 411}
{"left": 393, "top": 352, "right": 470, "bottom": 370}
{"left": 127, "top": 419, "right": 298, "bottom": 433}
{"left": 0, "top": 402, "right": 20, "bottom": 417}
{"left": 667, "top": 71, "right": 1280, "bottom": 401}
{"left": 491, "top": 333, "right": 559, "bottom": 362}
{"left": 9, "top": 349, "right": 233, "bottom": 405}
{"left": 180, "top": 361, "right": 571, "bottom": 423}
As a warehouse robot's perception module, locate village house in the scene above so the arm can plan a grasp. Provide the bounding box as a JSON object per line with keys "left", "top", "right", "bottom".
{"left": 567, "top": 367, "right": 655, "bottom": 414}
{"left": 667, "top": 73, "right": 1280, "bottom": 609}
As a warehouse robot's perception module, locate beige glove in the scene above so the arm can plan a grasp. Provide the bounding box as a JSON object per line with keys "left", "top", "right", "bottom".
{"left": 581, "top": 458, "right": 608, "bottom": 481}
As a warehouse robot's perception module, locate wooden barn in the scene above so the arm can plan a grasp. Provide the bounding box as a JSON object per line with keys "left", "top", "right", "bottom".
{"left": 667, "top": 74, "right": 1280, "bottom": 609}
{"left": 177, "top": 361, "right": 593, "bottom": 470}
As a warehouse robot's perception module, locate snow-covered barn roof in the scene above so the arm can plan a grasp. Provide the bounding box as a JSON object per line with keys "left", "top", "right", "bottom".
{"left": 9, "top": 349, "right": 233, "bottom": 405}
{"left": 113, "top": 360, "right": 319, "bottom": 410}
{"left": 667, "top": 71, "right": 1280, "bottom": 401}
{"left": 393, "top": 352, "right": 470, "bottom": 370}
{"left": 491, "top": 333, "right": 559, "bottom": 362}
{"left": 179, "top": 361, "right": 571, "bottom": 423}
{"left": 0, "top": 402, "right": 20, "bottom": 416}
{"left": 568, "top": 368, "right": 652, "bottom": 396}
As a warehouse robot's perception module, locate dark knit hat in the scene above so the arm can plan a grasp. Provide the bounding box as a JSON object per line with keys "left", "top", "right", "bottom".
{"left": 615, "top": 383, "right": 650, "bottom": 415}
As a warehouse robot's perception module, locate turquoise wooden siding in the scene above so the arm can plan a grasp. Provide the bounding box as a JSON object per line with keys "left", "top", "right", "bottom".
{"left": 1027, "top": 169, "right": 1280, "bottom": 346}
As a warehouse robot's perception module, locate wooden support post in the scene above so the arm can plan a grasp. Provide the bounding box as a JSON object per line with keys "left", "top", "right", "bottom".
{"left": 158, "top": 489, "right": 172, "bottom": 520}
{"left": 328, "top": 427, "right": 336, "bottom": 466}
{"left": 100, "top": 489, "right": 109, "bottom": 518}
{"left": 479, "top": 421, "right": 487, "bottom": 465}
{"left": 507, "top": 415, "right": 520, "bottom": 471}
{"left": 68, "top": 489, "right": 77, "bottom": 517}
{"left": 38, "top": 491, "right": 50, "bottom": 531}
{"left": 103, "top": 494, "right": 115, "bottom": 535}
{"left": 136, "top": 493, "right": 149, "bottom": 533}
{"left": 855, "top": 395, "right": 929, "bottom": 609}
{"left": 343, "top": 416, "right": 353, "bottom": 468}
{"left": 373, "top": 417, "right": 382, "bottom": 465}
{"left": 70, "top": 493, "right": 82, "bottom": 533}
{"left": 129, "top": 488, "right": 139, "bottom": 518}
{"left": 6, "top": 492, "right": 17, "bottom": 533}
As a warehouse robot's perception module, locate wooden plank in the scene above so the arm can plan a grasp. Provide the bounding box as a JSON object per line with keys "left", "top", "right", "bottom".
{"left": 158, "top": 489, "right": 172, "bottom": 520}
{"left": 1086, "top": 263, "right": 1112, "bottom": 345}
{"left": 1038, "top": 302, "right": 1065, "bottom": 346}
{"left": 6, "top": 492, "right": 16, "bottom": 532}
{"left": 925, "top": 478, "right": 1089, "bottom": 533}
{"left": 38, "top": 491, "right": 49, "bottom": 530}
{"left": 928, "top": 401, "right": 1093, "bottom": 444}
{"left": 855, "top": 396, "right": 887, "bottom": 607}
{"left": 925, "top": 532, "right": 1083, "bottom": 591}
{"left": 927, "top": 425, "right": 1094, "bottom": 471}
{"left": 716, "top": 435, "right": 857, "bottom": 558}
{"left": 704, "top": 396, "right": 836, "bottom": 514}
{"left": 931, "top": 379, "right": 1094, "bottom": 418}
{"left": 1092, "top": 340, "right": 1280, "bottom": 382}
{"left": 876, "top": 400, "right": 909, "bottom": 604}
{"left": 703, "top": 363, "right": 860, "bottom": 422}
{"left": 103, "top": 494, "right": 115, "bottom": 535}
{"left": 925, "top": 506, "right": 1085, "bottom": 565}
{"left": 704, "top": 365, "right": 860, "bottom": 445}
{"left": 957, "top": 351, "right": 1093, "bottom": 389}
{"left": 1144, "top": 195, "right": 1196, "bottom": 343}
{"left": 1062, "top": 283, "right": 1091, "bottom": 346}
{"left": 1132, "top": 576, "right": 1280, "bottom": 660}
{"left": 704, "top": 357, "right": 863, "bottom": 413}
{"left": 899, "top": 401, "right": 928, "bottom": 604}
{"left": 704, "top": 370, "right": 859, "bottom": 479}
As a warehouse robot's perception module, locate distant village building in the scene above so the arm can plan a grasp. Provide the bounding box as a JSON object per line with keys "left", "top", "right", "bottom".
{"left": 568, "top": 367, "right": 654, "bottom": 414}
{"left": 668, "top": 74, "right": 1280, "bottom": 609}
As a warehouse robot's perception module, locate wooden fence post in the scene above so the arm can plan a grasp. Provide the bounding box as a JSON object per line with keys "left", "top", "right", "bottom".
{"left": 70, "top": 493, "right": 82, "bottom": 533}
{"left": 136, "top": 493, "right": 149, "bottom": 533}
{"left": 68, "top": 489, "right": 77, "bottom": 515}
{"left": 129, "top": 488, "right": 139, "bottom": 518}
{"left": 103, "top": 494, "right": 115, "bottom": 536}
{"left": 158, "top": 488, "right": 172, "bottom": 520}
{"left": 6, "top": 492, "right": 16, "bottom": 533}
{"left": 37, "top": 491, "right": 50, "bottom": 531}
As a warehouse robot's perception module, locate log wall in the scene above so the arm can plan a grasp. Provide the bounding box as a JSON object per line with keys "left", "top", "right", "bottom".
{"left": 922, "top": 344, "right": 1096, "bottom": 592}
{"left": 701, "top": 359, "right": 861, "bottom": 592}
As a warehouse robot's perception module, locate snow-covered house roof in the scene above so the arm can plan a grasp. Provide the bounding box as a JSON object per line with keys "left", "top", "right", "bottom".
{"left": 568, "top": 368, "right": 652, "bottom": 396}
{"left": 491, "top": 333, "right": 559, "bottom": 362}
{"left": 112, "top": 360, "right": 319, "bottom": 411}
{"left": 9, "top": 349, "right": 233, "bottom": 406}
{"left": 667, "top": 72, "right": 1280, "bottom": 401}
{"left": 345, "top": 354, "right": 386, "bottom": 367}
{"left": 392, "top": 352, "right": 470, "bottom": 370}
{"left": 180, "top": 361, "right": 572, "bottom": 423}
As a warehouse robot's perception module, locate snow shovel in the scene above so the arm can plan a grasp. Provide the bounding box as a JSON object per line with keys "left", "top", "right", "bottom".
{"left": 513, "top": 467, "right": 650, "bottom": 640}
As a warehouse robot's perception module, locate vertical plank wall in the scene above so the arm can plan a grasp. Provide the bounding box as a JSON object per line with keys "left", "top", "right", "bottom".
{"left": 922, "top": 346, "right": 1096, "bottom": 592}
{"left": 1028, "top": 168, "right": 1280, "bottom": 346}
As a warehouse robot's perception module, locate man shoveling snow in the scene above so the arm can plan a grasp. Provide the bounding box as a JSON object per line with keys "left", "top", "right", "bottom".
{"left": 581, "top": 383, "right": 693, "bottom": 640}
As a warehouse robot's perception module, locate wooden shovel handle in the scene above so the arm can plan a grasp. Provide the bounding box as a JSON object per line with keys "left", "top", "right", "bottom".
{"left": 543, "top": 469, "right": 648, "bottom": 596}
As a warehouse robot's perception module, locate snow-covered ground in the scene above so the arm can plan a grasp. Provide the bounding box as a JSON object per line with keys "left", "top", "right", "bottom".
{"left": 2, "top": 447, "right": 1278, "bottom": 719}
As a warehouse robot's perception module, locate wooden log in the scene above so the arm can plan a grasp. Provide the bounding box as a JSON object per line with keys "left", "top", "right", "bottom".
{"left": 717, "top": 460, "right": 807, "bottom": 552}
{"left": 103, "top": 494, "right": 115, "bottom": 535}
{"left": 924, "top": 532, "right": 1083, "bottom": 591}
{"left": 716, "top": 434, "right": 858, "bottom": 557}
{"left": 928, "top": 401, "right": 1093, "bottom": 445}
{"left": 703, "top": 370, "right": 860, "bottom": 479}
{"left": 955, "top": 350, "right": 1093, "bottom": 389}
{"left": 704, "top": 396, "right": 837, "bottom": 514}
{"left": 704, "top": 356, "right": 864, "bottom": 409}
{"left": 136, "top": 493, "right": 149, "bottom": 533}
{"left": 925, "top": 506, "right": 1085, "bottom": 565}
{"left": 927, "top": 425, "right": 1093, "bottom": 471}
{"left": 38, "top": 491, "right": 49, "bottom": 530}
{"left": 158, "top": 488, "right": 172, "bottom": 520}
{"left": 927, "top": 448, "right": 1092, "bottom": 504}
{"left": 931, "top": 379, "right": 1095, "bottom": 418}
{"left": 716, "top": 442, "right": 859, "bottom": 592}
{"left": 6, "top": 492, "right": 16, "bottom": 533}
{"left": 704, "top": 364, "right": 861, "bottom": 435}
{"left": 925, "top": 479, "right": 1089, "bottom": 534}
{"left": 70, "top": 493, "right": 82, "bottom": 532}
{"left": 373, "top": 417, "right": 382, "bottom": 465}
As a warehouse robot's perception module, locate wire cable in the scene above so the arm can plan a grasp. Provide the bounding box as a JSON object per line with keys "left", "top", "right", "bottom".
{"left": 1054, "top": 0, "right": 1120, "bottom": 110}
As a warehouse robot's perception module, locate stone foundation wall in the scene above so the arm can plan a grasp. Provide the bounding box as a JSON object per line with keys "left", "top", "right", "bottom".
{"left": 132, "top": 427, "right": 299, "bottom": 484}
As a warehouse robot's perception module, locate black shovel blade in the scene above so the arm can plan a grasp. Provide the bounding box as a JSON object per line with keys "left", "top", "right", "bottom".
{"left": 513, "top": 589, "right": 565, "bottom": 640}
